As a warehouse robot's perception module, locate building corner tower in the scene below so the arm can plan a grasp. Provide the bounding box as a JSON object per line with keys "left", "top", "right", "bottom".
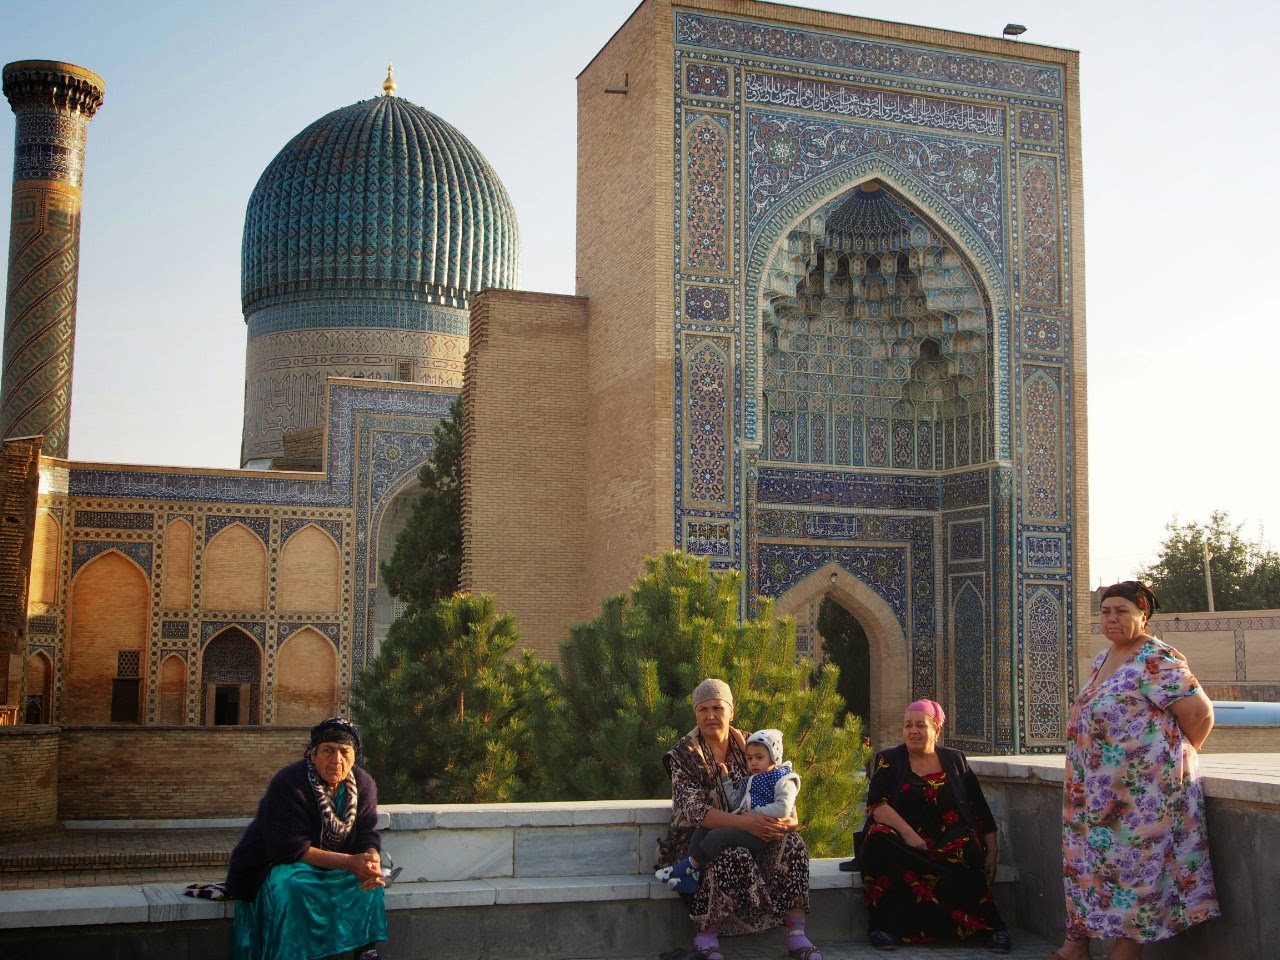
{"left": 1, "top": 60, "right": 104, "bottom": 459}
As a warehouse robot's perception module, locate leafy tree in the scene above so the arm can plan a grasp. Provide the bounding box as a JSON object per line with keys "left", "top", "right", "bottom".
{"left": 816, "top": 597, "right": 870, "bottom": 727}
{"left": 351, "top": 592, "right": 555, "bottom": 803}
{"left": 1137, "top": 510, "right": 1280, "bottom": 612}
{"left": 380, "top": 396, "right": 463, "bottom": 608}
{"left": 534, "top": 551, "right": 870, "bottom": 857}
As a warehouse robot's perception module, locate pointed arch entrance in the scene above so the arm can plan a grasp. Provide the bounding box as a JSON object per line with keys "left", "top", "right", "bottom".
{"left": 372, "top": 478, "right": 422, "bottom": 658}
{"left": 200, "top": 627, "right": 262, "bottom": 725}
{"left": 742, "top": 172, "right": 1000, "bottom": 749}
{"left": 773, "top": 562, "right": 909, "bottom": 750}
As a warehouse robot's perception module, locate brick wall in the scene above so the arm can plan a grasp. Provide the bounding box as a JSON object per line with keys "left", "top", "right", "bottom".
{"left": 0, "top": 438, "right": 41, "bottom": 675}
{"left": 463, "top": 290, "right": 592, "bottom": 659}
{"left": 1087, "top": 610, "right": 1280, "bottom": 685}
{"left": 202, "top": 524, "right": 267, "bottom": 610}
{"left": 576, "top": 1, "right": 676, "bottom": 611}
{"left": 64, "top": 551, "right": 149, "bottom": 722}
{"left": 275, "top": 628, "right": 338, "bottom": 724}
{"left": 278, "top": 526, "right": 340, "bottom": 613}
{"left": 1200, "top": 725, "right": 1280, "bottom": 753}
{"left": 57, "top": 726, "right": 313, "bottom": 819}
{"left": 1204, "top": 683, "right": 1280, "bottom": 703}
{"left": 161, "top": 517, "right": 193, "bottom": 609}
{"left": 2, "top": 725, "right": 58, "bottom": 837}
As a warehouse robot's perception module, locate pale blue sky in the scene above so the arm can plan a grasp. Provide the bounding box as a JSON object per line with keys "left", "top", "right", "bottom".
{"left": 2, "top": 0, "right": 1276, "bottom": 587}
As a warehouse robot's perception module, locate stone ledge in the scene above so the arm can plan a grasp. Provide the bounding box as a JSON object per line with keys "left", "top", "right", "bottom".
{"left": 969, "top": 753, "right": 1280, "bottom": 806}
{"left": 379, "top": 799, "right": 673, "bottom": 830}
{"left": 0, "top": 859, "right": 1020, "bottom": 930}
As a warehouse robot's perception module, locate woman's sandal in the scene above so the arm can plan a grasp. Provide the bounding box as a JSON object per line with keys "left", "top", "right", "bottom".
{"left": 787, "top": 947, "right": 822, "bottom": 960}
{"left": 693, "top": 948, "right": 724, "bottom": 960}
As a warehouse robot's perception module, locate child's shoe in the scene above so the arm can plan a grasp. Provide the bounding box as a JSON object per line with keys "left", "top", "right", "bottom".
{"left": 655, "top": 857, "right": 701, "bottom": 894}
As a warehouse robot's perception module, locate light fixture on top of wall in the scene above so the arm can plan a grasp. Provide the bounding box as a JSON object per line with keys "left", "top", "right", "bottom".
{"left": 1002, "top": 23, "right": 1027, "bottom": 39}
{"left": 830, "top": 572, "right": 838, "bottom": 584}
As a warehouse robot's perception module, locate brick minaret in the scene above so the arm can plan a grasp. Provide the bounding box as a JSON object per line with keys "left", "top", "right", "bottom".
{"left": 1, "top": 60, "right": 104, "bottom": 459}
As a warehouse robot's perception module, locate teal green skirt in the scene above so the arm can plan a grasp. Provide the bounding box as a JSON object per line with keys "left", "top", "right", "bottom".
{"left": 233, "top": 861, "right": 388, "bottom": 960}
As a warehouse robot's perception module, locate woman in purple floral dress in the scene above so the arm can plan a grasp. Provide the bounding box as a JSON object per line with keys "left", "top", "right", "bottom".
{"left": 1052, "top": 581, "right": 1220, "bottom": 960}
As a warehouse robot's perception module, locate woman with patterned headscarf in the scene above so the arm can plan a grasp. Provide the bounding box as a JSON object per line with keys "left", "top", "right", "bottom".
{"left": 224, "top": 717, "right": 388, "bottom": 960}
{"left": 654, "top": 678, "right": 817, "bottom": 960}
{"left": 1052, "top": 582, "right": 1219, "bottom": 960}
{"left": 859, "top": 698, "right": 1010, "bottom": 952}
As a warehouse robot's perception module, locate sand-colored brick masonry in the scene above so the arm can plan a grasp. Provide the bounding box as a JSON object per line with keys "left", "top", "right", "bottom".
{"left": 1087, "top": 610, "right": 1280, "bottom": 686}
{"left": 576, "top": 0, "right": 676, "bottom": 614}
{"left": 63, "top": 551, "right": 148, "bottom": 723}
{"left": 277, "top": 525, "right": 340, "bottom": 612}
{"left": 2, "top": 725, "right": 58, "bottom": 837}
{"left": 274, "top": 627, "right": 338, "bottom": 724}
{"left": 202, "top": 524, "right": 268, "bottom": 611}
{"left": 57, "top": 726, "right": 311, "bottom": 820}
{"left": 1201, "top": 725, "right": 1280, "bottom": 753}
{"left": 160, "top": 517, "right": 192, "bottom": 609}
{"left": 463, "top": 290, "right": 593, "bottom": 660}
{"left": 0, "top": 438, "right": 40, "bottom": 676}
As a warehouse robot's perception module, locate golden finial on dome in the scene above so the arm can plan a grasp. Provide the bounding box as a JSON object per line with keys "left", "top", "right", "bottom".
{"left": 382, "top": 64, "right": 396, "bottom": 97}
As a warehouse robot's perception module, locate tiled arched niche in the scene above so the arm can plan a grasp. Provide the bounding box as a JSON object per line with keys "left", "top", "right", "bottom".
{"left": 748, "top": 178, "right": 996, "bottom": 749}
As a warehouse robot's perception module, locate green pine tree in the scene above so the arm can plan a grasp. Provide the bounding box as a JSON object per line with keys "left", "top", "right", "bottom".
{"left": 535, "top": 551, "right": 870, "bottom": 856}
{"left": 380, "top": 396, "right": 463, "bottom": 609}
{"left": 351, "top": 592, "right": 555, "bottom": 803}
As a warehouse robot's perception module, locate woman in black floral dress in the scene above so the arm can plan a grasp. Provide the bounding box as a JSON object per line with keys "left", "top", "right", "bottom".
{"left": 655, "top": 678, "right": 817, "bottom": 960}
{"left": 859, "top": 699, "right": 1010, "bottom": 952}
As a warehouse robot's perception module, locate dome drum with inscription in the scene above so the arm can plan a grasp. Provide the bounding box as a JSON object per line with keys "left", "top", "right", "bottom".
{"left": 240, "top": 70, "right": 520, "bottom": 468}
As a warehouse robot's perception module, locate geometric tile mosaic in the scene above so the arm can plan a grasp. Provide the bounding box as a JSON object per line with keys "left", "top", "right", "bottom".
{"left": 671, "top": 7, "right": 1078, "bottom": 751}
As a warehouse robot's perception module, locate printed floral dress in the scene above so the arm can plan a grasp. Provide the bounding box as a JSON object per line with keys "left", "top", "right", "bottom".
{"left": 1063, "top": 638, "right": 1220, "bottom": 942}
{"left": 660, "top": 735, "right": 810, "bottom": 936}
{"left": 859, "top": 753, "right": 1005, "bottom": 944}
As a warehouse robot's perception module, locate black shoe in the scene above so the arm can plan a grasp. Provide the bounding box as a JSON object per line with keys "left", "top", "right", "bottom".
{"left": 868, "top": 929, "right": 896, "bottom": 951}
{"left": 986, "top": 930, "right": 1012, "bottom": 953}
{"left": 837, "top": 858, "right": 858, "bottom": 872}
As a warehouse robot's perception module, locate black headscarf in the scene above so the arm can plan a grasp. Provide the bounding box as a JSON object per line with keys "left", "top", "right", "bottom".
{"left": 306, "top": 716, "right": 363, "bottom": 765}
{"left": 1100, "top": 580, "right": 1159, "bottom": 619}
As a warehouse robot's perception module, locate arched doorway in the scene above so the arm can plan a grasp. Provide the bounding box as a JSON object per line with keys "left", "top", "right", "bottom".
{"left": 24, "top": 651, "right": 52, "bottom": 723}
{"left": 773, "top": 563, "right": 909, "bottom": 751}
{"left": 372, "top": 480, "right": 421, "bottom": 657}
{"left": 200, "top": 628, "right": 262, "bottom": 725}
{"left": 816, "top": 597, "right": 871, "bottom": 730}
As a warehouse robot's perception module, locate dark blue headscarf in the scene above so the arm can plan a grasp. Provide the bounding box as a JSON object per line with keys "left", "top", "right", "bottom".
{"left": 306, "top": 716, "right": 363, "bottom": 765}
{"left": 1100, "top": 580, "right": 1159, "bottom": 618}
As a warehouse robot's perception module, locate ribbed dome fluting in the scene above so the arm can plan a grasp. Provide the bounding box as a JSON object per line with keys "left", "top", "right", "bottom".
{"left": 241, "top": 95, "right": 520, "bottom": 313}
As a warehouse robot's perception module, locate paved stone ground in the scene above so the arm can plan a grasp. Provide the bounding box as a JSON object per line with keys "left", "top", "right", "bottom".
{"left": 579, "top": 930, "right": 1061, "bottom": 959}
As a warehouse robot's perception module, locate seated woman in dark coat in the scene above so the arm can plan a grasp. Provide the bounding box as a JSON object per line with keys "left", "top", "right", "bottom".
{"left": 859, "top": 699, "right": 1010, "bottom": 953}
{"left": 225, "top": 717, "right": 387, "bottom": 960}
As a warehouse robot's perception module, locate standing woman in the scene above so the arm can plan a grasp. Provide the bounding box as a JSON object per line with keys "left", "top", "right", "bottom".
{"left": 225, "top": 717, "right": 388, "bottom": 960}
{"left": 1052, "top": 582, "right": 1220, "bottom": 960}
{"left": 656, "top": 679, "right": 818, "bottom": 960}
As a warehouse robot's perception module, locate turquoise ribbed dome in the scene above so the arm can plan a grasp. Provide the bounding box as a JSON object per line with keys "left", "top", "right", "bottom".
{"left": 241, "top": 95, "right": 520, "bottom": 313}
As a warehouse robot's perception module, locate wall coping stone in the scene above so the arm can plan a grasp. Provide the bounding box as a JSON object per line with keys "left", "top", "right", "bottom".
{"left": 969, "top": 752, "right": 1280, "bottom": 805}
{"left": 0, "top": 860, "right": 1018, "bottom": 930}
